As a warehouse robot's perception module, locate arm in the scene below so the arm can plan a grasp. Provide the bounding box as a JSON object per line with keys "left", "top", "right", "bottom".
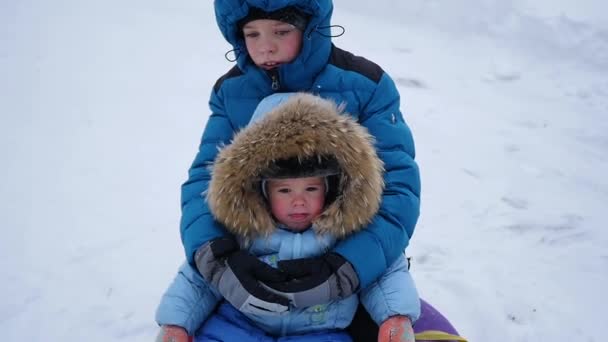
{"left": 334, "top": 73, "right": 420, "bottom": 288}
{"left": 180, "top": 90, "right": 234, "bottom": 264}
{"left": 361, "top": 256, "right": 419, "bottom": 342}
{"left": 155, "top": 263, "right": 222, "bottom": 335}
{"left": 359, "top": 256, "right": 421, "bottom": 325}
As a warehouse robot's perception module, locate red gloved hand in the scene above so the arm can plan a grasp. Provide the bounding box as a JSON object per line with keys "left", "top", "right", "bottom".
{"left": 155, "top": 325, "right": 192, "bottom": 342}
{"left": 378, "top": 315, "right": 415, "bottom": 342}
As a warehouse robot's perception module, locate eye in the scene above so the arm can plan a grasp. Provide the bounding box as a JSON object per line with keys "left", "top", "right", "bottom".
{"left": 277, "top": 188, "right": 291, "bottom": 194}
{"left": 244, "top": 31, "right": 259, "bottom": 38}
{"left": 275, "top": 29, "right": 293, "bottom": 36}
{"left": 306, "top": 186, "right": 321, "bottom": 192}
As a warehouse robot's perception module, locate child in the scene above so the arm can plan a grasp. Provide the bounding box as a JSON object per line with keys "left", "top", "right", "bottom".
{"left": 181, "top": 0, "right": 421, "bottom": 321}
{"left": 157, "top": 93, "right": 420, "bottom": 341}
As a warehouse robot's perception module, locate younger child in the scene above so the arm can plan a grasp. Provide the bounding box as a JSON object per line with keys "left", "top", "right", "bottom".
{"left": 156, "top": 94, "right": 420, "bottom": 341}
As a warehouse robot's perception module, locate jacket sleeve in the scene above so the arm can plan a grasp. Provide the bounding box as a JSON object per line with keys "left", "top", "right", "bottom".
{"left": 180, "top": 89, "right": 235, "bottom": 264}
{"left": 155, "top": 262, "right": 222, "bottom": 335}
{"left": 359, "top": 256, "right": 421, "bottom": 325}
{"left": 333, "top": 73, "right": 421, "bottom": 288}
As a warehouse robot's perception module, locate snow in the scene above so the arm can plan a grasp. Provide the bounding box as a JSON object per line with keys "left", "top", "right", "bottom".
{"left": 2, "top": 0, "right": 607, "bottom": 341}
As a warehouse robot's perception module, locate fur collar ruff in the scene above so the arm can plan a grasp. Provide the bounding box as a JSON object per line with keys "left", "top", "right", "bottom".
{"left": 207, "top": 93, "right": 384, "bottom": 240}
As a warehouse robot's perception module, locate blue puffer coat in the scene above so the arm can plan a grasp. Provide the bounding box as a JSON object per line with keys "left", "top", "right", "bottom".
{"left": 181, "top": 0, "right": 421, "bottom": 288}
{"left": 157, "top": 228, "right": 420, "bottom": 336}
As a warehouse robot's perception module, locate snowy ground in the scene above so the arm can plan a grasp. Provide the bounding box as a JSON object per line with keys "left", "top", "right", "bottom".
{"left": 2, "top": 1, "right": 607, "bottom": 341}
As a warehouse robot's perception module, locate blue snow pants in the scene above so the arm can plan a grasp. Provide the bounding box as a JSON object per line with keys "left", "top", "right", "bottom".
{"left": 195, "top": 303, "right": 352, "bottom": 342}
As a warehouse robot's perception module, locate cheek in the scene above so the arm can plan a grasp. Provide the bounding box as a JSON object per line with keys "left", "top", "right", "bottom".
{"left": 270, "top": 198, "right": 287, "bottom": 216}
{"left": 245, "top": 41, "right": 257, "bottom": 56}
{"left": 310, "top": 195, "right": 325, "bottom": 212}
{"left": 285, "top": 36, "right": 302, "bottom": 57}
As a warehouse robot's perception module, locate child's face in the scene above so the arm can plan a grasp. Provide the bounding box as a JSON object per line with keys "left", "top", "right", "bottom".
{"left": 242, "top": 19, "right": 303, "bottom": 70}
{"left": 267, "top": 176, "right": 326, "bottom": 232}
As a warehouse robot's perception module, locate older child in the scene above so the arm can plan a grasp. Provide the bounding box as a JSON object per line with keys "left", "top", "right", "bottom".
{"left": 158, "top": 93, "right": 420, "bottom": 341}
{"left": 181, "top": 0, "right": 421, "bottom": 321}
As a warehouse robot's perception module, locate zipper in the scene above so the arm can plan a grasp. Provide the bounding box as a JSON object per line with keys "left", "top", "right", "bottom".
{"left": 280, "top": 233, "right": 301, "bottom": 336}
{"left": 269, "top": 69, "right": 280, "bottom": 91}
{"left": 294, "top": 233, "right": 302, "bottom": 259}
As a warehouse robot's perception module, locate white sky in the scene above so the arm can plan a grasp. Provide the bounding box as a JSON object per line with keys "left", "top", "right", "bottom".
{"left": 1, "top": 1, "right": 607, "bottom": 341}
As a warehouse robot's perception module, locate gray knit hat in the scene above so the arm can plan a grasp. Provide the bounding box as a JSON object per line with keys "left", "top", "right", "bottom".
{"left": 237, "top": 6, "right": 310, "bottom": 33}
{"left": 261, "top": 155, "right": 340, "bottom": 180}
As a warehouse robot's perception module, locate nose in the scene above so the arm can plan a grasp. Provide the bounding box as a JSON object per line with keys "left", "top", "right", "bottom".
{"left": 292, "top": 194, "right": 306, "bottom": 207}
{"left": 258, "top": 37, "right": 276, "bottom": 55}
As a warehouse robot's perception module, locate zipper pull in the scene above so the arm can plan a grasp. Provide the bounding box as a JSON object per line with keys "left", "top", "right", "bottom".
{"left": 271, "top": 73, "right": 280, "bottom": 90}
{"left": 268, "top": 69, "right": 280, "bottom": 91}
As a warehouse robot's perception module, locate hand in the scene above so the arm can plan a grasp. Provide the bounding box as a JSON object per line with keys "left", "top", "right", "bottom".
{"left": 155, "top": 325, "right": 191, "bottom": 342}
{"left": 378, "top": 316, "right": 415, "bottom": 342}
{"left": 265, "top": 253, "right": 359, "bottom": 308}
{"left": 195, "top": 237, "right": 290, "bottom": 314}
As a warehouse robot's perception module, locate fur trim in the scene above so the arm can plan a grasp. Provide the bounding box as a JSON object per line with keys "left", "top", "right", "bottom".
{"left": 207, "top": 93, "right": 384, "bottom": 240}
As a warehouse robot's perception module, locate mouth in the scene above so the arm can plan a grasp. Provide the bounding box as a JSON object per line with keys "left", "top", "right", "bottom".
{"left": 260, "top": 61, "right": 282, "bottom": 70}
{"left": 288, "top": 213, "right": 309, "bottom": 221}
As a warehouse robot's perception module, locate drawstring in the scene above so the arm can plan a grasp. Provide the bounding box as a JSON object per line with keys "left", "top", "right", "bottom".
{"left": 224, "top": 48, "right": 241, "bottom": 62}
{"left": 307, "top": 24, "right": 345, "bottom": 39}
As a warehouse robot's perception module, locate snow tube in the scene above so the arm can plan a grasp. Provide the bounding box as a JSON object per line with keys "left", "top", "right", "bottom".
{"left": 413, "top": 299, "right": 467, "bottom": 341}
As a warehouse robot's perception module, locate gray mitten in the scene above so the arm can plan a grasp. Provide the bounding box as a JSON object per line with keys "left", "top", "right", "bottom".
{"left": 195, "top": 237, "right": 290, "bottom": 314}
{"left": 266, "top": 253, "right": 360, "bottom": 308}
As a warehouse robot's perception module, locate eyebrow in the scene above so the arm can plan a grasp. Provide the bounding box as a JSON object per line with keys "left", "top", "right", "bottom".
{"left": 243, "top": 22, "right": 295, "bottom": 30}
{"left": 268, "top": 180, "right": 292, "bottom": 187}
{"left": 269, "top": 179, "right": 324, "bottom": 187}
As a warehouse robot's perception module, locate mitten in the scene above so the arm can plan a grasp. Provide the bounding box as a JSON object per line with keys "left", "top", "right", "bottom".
{"left": 195, "top": 237, "right": 290, "bottom": 314}
{"left": 155, "top": 325, "right": 192, "bottom": 342}
{"left": 269, "top": 252, "right": 359, "bottom": 308}
{"left": 378, "top": 315, "right": 415, "bottom": 342}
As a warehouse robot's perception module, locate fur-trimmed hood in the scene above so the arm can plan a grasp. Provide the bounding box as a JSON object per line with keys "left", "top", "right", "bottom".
{"left": 207, "top": 93, "right": 384, "bottom": 240}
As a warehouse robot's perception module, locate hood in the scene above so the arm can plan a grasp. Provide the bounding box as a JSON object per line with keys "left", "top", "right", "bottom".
{"left": 207, "top": 93, "right": 384, "bottom": 240}
{"left": 214, "top": 0, "right": 334, "bottom": 90}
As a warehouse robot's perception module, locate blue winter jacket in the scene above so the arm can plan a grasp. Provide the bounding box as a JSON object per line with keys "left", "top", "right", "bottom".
{"left": 158, "top": 228, "right": 420, "bottom": 336}
{"left": 181, "top": 0, "right": 421, "bottom": 288}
